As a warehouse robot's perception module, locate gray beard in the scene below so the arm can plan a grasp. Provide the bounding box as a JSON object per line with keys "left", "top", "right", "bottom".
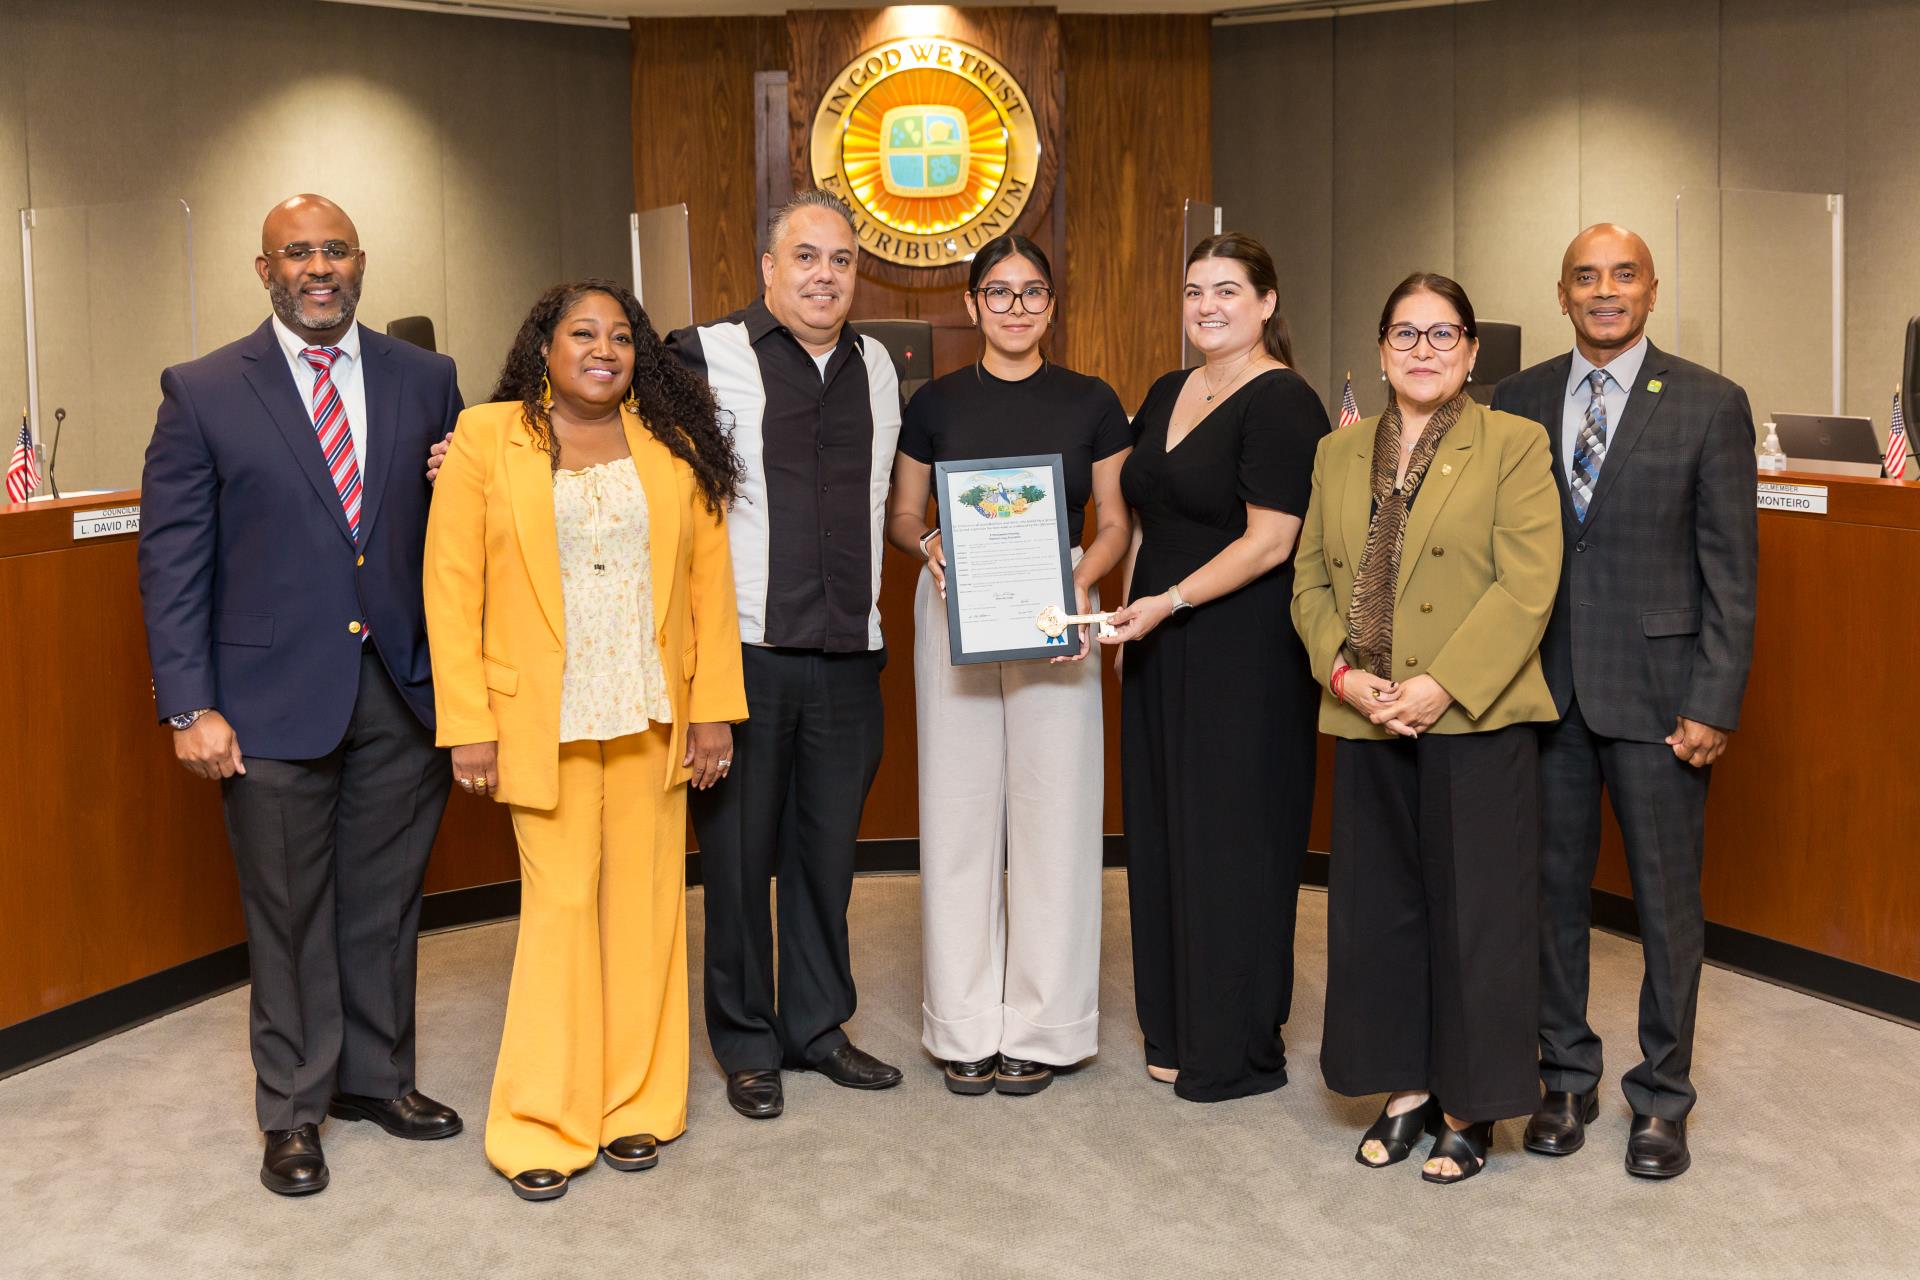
{"left": 269, "top": 276, "right": 360, "bottom": 335}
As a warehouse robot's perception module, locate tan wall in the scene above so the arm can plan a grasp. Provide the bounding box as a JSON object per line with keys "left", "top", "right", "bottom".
{"left": 1212, "top": 0, "right": 1920, "bottom": 442}
{"left": 0, "top": 0, "right": 633, "bottom": 494}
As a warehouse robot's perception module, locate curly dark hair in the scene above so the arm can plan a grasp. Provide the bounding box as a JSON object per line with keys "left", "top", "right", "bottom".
{"left": 490, "top": 278, "right": 740, "bottom": 513}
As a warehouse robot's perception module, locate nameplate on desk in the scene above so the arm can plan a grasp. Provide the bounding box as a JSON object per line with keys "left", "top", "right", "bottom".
{"left": 1756, "top": 482, "right": 1828, "bottom": 515}
{"left": 72, "top": 505, "right": 141, "bottom": 541}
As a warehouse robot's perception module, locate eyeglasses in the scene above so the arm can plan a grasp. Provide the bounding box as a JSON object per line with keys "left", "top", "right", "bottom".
{"left": 265, "top": 241, "right": 360, "bottom": 263}
{"left": 975, "top": 284, "right": 1054, "bottom": 314}
{"left": 1382, "top": 322, "right": 1468, "bottom": 352}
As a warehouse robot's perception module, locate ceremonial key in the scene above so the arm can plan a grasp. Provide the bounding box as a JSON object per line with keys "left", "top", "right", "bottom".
{"left": 1035, "top": 604, "right": 1118, "bottom": 640}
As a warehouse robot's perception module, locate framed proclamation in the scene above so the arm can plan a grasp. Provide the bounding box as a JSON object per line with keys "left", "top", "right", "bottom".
{"left": 933, "top": 454, "right": 1078, "bottom": 665}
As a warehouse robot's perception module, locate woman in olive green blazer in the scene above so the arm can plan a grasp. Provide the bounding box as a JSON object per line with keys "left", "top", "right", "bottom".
{"left": 1291, "top": 273, "right": 1560, "bottom": 1186}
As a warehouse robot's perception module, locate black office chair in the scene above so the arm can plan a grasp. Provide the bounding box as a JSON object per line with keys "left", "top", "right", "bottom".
{"left": 385, "top": 315, "right": 437, "bottom": 353}
{"left": 1468, "top": 321, "right": 1521, "bottom": 403}
{"left": 850, "top": 319, "right": 935, "bottom": 404}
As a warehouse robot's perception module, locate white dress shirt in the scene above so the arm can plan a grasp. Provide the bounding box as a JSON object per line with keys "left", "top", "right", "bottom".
{"left": 272, "top": 314, "right": 368, "bottom": 467}
{"left": 1561, "top": 335, "right": 1649, "bottom": 487}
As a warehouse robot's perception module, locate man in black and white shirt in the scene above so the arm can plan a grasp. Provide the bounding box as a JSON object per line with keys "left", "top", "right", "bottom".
{"left": 667, "top": 190, "right": 903, "bottom": 1120}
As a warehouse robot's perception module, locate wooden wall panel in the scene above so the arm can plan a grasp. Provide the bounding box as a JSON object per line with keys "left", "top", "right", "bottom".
{"left": 0, "top": 495, "right": 519, "bottom": 1031}
{"left": 631, "top": 17, "right": 789, "bottom": 325}
{"left": 1061, "top": 14, "right": 1211, "bottom": 415}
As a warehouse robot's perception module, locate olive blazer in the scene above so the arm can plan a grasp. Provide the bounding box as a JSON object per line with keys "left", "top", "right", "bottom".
{"left": 1290, "top": 398, "right": 1563, "bottom": 739}
{"left": 423, "top": 399, "right": 748, "bottom": 809}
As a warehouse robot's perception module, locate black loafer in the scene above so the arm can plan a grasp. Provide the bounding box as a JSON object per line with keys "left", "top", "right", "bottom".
{"left": 945, "top": 1055, "right": 998, "bottom": 1095}
{"left": 327, "top": 1089, "right": 463, "bottom": 1140}
{"left": 1626, "top": 1114, "right": 1690, "bottom": 1179}
{"left": 601, "top": 1133, "right": 659, "bottom": 1171}
{"left": 808, "top": 1043, "right": 902, "bottom": 1090}
{"left": 727, "top": 1069, "right": 785, "bottom": 1119}
{"left": 507, "top": 1168, "right": 571, "bottom": 1202}
{"left": 993, "top": 1057, "right": 1054, "bottom": 1096}
{"left": 261, "top": 1123, "right": 329, "bottom": 1196}
{"left": 1525, "top": 1088, "right": 1599, "bottom": 1156}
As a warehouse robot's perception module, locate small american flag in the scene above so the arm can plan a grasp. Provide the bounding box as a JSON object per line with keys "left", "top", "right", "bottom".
{"left": 1886, "top": 389, "right": 1908, "bottom": 481}
{"left": 1338, "top": 372, "right": 1360, "bottom": 428}
{"left": 6, "top": 418, "right": 39, "bottom": 504}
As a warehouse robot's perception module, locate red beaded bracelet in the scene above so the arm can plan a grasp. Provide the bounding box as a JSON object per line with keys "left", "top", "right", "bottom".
{"left": 1331, "top": 662, "right": 1351, "bottom": 700}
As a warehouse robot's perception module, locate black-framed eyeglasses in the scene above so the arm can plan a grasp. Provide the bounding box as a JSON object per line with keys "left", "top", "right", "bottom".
{"left": 1382, "top": 322, "right": 1467, "bottom": 352}
{"left": 975, "top": 284, "right": 1054, "bottom": 314}
{"left": 265, "top": 241, "right": 360, "bottom": 263}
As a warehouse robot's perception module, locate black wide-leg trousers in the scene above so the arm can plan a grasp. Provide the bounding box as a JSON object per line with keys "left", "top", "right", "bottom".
{"left": 220, "top": 647, "right": 450, "bottom": 1132}
{"left": 1321, "top": 725, "right": 1541, "bottom": 1123}
{"left": 691, "top": 646, "right": 885, "bottom": 1074}
{"left": 1537, "top": 698, "right": 1710, "bottom": 1121}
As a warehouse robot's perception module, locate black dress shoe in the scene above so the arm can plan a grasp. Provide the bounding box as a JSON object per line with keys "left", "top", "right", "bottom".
{"left": 327, "top": 1089, "right": 463, "bottom": 1140}
{"left": 945, "top": 1055, "right": 998, "bottom": 1095}
{"left": 993, "top": 1057, "right": 1054, "bottom": 1096}
{"left": 261, "top": 1123, "right": 329, "bottom": 1196}
{"left": 507, "top": 1168, "right": 570, "bottom": 1202}
{"left": 727, "top": 1069, "right": 785, "bottom": 1119}
{"left": 601, "top": 1133, "right": 659, "bottom": 1172}
{"left": 1626, "top": 1114, "right": 1691, "bottom": 1179}
{"left": 809, "top": 1043, "right": 903, "bottom": 1090}
{"left": 1525, "top": 1088, "right": 1600, "bottom": 1156}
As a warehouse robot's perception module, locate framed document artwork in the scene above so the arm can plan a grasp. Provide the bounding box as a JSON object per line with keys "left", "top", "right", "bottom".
{"left": 933, "top": 454, "right": 1078, "bottom": 665}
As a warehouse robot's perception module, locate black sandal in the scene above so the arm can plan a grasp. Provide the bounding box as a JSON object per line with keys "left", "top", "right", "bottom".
{"left": 1355, "top": 1097, "right": 1441, "bottom": 1168}
{"left": 1421, "top": 1120, "right": 1494, "bottom": 1185}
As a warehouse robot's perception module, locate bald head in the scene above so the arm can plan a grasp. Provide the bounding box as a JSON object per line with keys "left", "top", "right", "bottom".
{"left": 1562, "top": 223, "right": 1655, "bottom": 282}
{"left": 255, "top": 193, "right": 365, "bottom": 344}
{"left": 261, "top": 193, "right": 358, "bottom": 254}
{"left": 1558, "top": 223, "right": 1658, "bottom": 364}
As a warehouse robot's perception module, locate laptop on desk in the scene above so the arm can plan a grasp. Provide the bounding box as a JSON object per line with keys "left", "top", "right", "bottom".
{"left": 1772, "top": 413, "right": 1885, "bottom": 478}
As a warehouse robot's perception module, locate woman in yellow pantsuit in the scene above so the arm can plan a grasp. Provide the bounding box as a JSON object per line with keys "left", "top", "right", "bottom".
{"left": 424, "top": 279, "right": 745, "bottom": 1201}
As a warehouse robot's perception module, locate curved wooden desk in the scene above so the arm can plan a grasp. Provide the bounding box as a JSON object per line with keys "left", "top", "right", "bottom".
{"left": 4, "top": 472, "right": 1915, "bottom": 1070}
{"left": 0, "top": 492, "right": 517, "bottom": 1051}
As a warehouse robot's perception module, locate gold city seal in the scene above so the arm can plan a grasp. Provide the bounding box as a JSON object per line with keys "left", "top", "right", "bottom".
{"left": 809, "top": 35, "right": 1041, "bottom": 269}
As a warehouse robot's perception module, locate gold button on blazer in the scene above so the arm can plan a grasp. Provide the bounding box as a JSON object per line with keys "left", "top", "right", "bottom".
{"left": 1290, "top": 398, "right": 1563, "bottom": 740}
{"left": 423, "top": 400, "right": 748, "bottom": 809}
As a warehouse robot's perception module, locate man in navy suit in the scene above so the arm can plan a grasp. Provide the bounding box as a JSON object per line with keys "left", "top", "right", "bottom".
{"left": 139, "top": 194, "right": 465, "bottom": 1196}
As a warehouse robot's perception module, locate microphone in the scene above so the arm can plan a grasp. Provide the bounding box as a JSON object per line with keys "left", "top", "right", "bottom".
{"left": 45, "top": 407, "right": 64, "bottom": 499}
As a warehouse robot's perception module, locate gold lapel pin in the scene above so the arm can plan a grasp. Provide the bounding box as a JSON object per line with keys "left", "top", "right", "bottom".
{"left": 1647, "top": 379, "right": 1664, "bottom": 393}
{"left": 1440, "top": 463, "right": 1453, "bottom": 475}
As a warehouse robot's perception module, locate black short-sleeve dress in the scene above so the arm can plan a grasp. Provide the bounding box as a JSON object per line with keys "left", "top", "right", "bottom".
{"left": 1118, "top": 366, "right": 1329, "bottom": 1102}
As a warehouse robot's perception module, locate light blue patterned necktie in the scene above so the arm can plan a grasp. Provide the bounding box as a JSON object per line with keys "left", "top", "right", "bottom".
{"left": 1570, "top": 369, "right": 1609, "bottom": 520}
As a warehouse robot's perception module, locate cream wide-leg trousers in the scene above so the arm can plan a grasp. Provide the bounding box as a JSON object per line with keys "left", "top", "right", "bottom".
{"left": 913, "top": 560, "right": 1103, "bottom": 1065}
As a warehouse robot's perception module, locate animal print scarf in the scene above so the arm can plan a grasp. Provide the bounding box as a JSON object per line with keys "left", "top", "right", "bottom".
{"left": 1344, "top": 390, "right": 1469, "bottom": 679}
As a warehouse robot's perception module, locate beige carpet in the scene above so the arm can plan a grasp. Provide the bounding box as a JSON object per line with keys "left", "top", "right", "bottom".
{"left": 4, "top": 871, "right": 1917, "bottom": 1279}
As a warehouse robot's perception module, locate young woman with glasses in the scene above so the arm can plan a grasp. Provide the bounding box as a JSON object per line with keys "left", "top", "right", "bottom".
{"left": 884, "top": 234, "right": 1131, "bottom": 1097}
{"left": 1095, "top": 233, "right": 1330, "bottom": 1103}
{"left": 1290, "top": 272, "right": 1561, "bottom": 1183}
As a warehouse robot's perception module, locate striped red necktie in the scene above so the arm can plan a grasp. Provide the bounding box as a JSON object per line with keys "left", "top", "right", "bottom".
{"left": 300, "top": 346, "right": 363, "bottom": 541}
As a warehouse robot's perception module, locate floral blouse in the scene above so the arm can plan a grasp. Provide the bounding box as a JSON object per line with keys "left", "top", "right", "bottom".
{"left": 552, "top": 459, "right": 673, "bottom": 742}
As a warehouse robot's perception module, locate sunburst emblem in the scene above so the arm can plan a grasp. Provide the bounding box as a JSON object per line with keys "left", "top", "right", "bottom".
{"left": 810, "top": 37, "right": 1041, "bottom": 268}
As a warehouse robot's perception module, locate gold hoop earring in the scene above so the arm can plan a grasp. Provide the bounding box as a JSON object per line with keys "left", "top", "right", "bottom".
{"left": 622, "top": 384, "right": 639, "bottom": 412}
{"left": 539, "top": 374, "right": 554, "bottom": 411}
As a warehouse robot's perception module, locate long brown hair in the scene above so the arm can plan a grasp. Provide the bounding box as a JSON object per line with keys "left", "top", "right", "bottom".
{"left": 1186, "top": 232, "right": 1294, "bottom": 366}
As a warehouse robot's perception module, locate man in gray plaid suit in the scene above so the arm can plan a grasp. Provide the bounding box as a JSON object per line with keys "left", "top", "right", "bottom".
{"left": 1491, "top": 223, "right": 1757, "bottom": 1181}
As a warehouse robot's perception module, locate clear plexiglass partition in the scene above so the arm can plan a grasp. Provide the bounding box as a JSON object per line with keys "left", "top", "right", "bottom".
{"left": 631, "top": 204, "right": 692, "bottom": 339}
{"left": 1675, "top": 186, "right": 1844, "bottom": 428}
{"left": 21, "top": 198, "right": 197, "bottom": 495}
{"left": 1181, "top": 197, "right": 1222, "bottom": 370}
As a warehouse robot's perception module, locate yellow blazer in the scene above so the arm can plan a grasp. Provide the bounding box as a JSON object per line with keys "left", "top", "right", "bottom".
{"left": 423, "top": 400, "right": 747, "bottom": 809}
{"left": 1290, "top": 398, "right": 1563, "bottom": 739}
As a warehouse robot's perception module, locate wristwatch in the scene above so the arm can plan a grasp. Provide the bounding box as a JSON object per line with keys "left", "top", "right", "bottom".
{"left": 918, "top": 527, "right": 941, "bottom": 557}
{"left": 1165, "top": 584, "right": 1192, "bottom": 613}
{"left": 169, "top": 707, "right": 214, "bottom": 731}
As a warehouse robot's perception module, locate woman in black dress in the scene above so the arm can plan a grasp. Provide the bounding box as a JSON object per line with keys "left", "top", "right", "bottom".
{"left": 1098, "top": 233, "right": 1328, "bottom": 1102}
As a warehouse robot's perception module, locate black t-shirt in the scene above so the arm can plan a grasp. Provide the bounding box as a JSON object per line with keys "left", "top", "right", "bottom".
{"left": 898, "top": 362, "right": 1132, "bottom": 543}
